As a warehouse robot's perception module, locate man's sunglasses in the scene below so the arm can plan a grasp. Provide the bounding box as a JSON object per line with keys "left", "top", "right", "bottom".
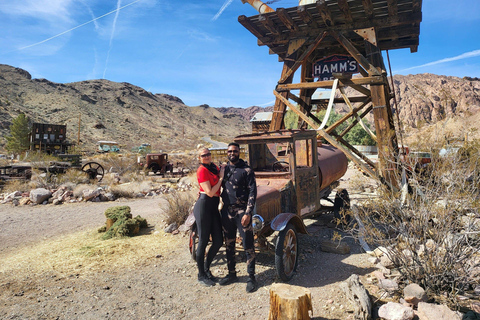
{"left": 227, "top": 150, "right": 239, "bottom": 154}
{"left": 200, "top": 153, "right": 211, "bottom": 158}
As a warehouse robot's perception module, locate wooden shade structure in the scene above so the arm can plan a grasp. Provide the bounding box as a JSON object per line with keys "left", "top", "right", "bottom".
{"left": 239, "top": 0, "right": 423, "bottom": 188}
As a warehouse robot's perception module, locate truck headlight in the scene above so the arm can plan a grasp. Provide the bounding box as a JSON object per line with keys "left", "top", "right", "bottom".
{"left": 252, "top": 214, "right": 264, "bottom": 232}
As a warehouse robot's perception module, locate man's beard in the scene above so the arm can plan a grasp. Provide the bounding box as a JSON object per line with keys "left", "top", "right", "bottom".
{"left": 228, "top": 154, "right": 239, "bottom": 163}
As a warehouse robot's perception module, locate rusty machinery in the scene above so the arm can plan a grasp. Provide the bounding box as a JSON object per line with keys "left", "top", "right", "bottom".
{"left": 239, "top": 0, "right": 423, "bottom": 189}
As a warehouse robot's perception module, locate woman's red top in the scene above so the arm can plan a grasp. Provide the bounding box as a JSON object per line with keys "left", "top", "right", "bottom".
{"left": 197, "top": 164, "right": 220, "bottom": 197}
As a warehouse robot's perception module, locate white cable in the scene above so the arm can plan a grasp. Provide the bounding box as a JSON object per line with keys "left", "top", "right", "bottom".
{"left": 317, "top": 78, "right": 338, "bottom": 130}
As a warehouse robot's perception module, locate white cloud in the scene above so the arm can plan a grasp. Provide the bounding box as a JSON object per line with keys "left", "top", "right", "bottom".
{"left": 0, "top": 0, "right": 74, "bottom": 23}
{"left": 396, "top": 49, "right": 480, "bottom": 73}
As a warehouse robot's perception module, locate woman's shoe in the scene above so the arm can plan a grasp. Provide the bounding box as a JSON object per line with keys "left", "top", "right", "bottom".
{"left": 198, "top": 275, "right": 216, "bottom": 287}
{"left": 205, "top": 270, "right": 219, "bottom": 282}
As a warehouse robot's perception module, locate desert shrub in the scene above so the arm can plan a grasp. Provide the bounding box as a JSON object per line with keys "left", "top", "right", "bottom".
{"left": 344, "top": 150, "right": 480, "bottom": 307}
{"left": 108, "top": 181, "right": 153, "bottom": 199}
{"left": 100, "top": 206, "right": 148, "bottom": 240}
{"left": 1, "top": 179, "right": 30, "bottom": 193}
{"left": 162, "top": 190, "right": 197, "bottom": 226}
{"left": 56, "top": 168, "right": 90, "bottom": 185}
{"left": 73, "top": 184, "right": 93, "bottom": 198}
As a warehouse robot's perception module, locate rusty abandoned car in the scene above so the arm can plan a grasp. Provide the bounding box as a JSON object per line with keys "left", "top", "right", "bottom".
{"left": 190, "top": 129, "right": 349, "bottom": 281}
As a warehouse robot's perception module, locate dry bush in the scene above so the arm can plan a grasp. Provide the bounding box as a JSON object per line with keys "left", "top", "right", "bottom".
{"left": 73, "top": 184, "right": 93, "bottom": 198}
{"left": 1, "top": 179, "right": 30, "bottom": 193}
{"left": 108, "top": 181, "right": 153, "bottom": 199}
{"left": 56, "top": 168, "right": 90, "bottom": 185}
{"left": 162, "top": 190, "right": 197, "bottom": 226}
{"left": 345, "top": 146, "right": 480, "bottom": 307}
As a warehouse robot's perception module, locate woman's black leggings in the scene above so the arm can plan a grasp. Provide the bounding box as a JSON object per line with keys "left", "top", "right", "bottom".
{"left": 193, "top": 194, "right": 223, "bottom": 276}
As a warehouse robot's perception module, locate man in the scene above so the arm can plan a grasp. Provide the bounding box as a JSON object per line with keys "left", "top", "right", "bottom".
{"left": 219, "top": 142, "right": 257, "bottom": 293}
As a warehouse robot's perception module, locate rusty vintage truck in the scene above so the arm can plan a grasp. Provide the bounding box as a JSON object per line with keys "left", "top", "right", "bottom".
{"left": 189, "top": 129, "right": 349, "bottom": 281}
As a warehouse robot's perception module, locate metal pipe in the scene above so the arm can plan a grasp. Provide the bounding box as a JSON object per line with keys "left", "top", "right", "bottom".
{"left": 241, "top": 0, "right": 274, "bottom": 14}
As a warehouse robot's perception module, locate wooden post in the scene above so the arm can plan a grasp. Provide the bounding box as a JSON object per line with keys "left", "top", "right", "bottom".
{"left": 268, "top": 283, "right": 313, "bottom": 320}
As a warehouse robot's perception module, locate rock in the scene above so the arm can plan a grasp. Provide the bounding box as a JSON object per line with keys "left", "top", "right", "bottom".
{"left": 52, "top": 187, "right": 67, "bottom": 199}
{"left": 1, "top": 191, "right": 22, "bottom": 203}
{"left": 417, "top": 302, "right": 462, "bottom": 320}
{"left": 83, "top": 188, "right": 102, "bottom": 201}
{"left": 380, "top": 253, "right": 395, "bottom": 268}
{"left": 378, "top": 278, "right": 398, "bottom": 292}
{"left": 378, "top": 302, "right": 414, "bottom": 320}
{"left": 403, "top": 283, "right": 427, "bottom": 307}
{"left": 19, "top": 197, "right": 31, "bottom": 206}
{"left": 164, "top": 223, "right": 178, "bottom": 233}
{"left": 103, "top": 192, "right": 116, "bottom": 201}
{"left": 52, "top": 199, "right": 61, "bottom": 205}
{"left": 30, "top": 188, "right": 52, "bottom": 204}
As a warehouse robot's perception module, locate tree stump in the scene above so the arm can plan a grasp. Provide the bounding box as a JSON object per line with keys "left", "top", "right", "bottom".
{"left": 268, "top": 283, "right": 312, "bottom": 320}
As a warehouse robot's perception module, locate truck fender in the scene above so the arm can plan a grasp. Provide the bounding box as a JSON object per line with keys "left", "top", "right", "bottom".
{"left": 271, "top": 213, "right": 309, "bottom": 235}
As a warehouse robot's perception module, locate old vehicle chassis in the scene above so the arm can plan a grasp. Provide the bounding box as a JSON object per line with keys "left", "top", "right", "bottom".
{"left": 0, "top": 155, "right": 105, "bottom": 183}
{"left": 189, "top": 129, "right": 349, "bottom": 281}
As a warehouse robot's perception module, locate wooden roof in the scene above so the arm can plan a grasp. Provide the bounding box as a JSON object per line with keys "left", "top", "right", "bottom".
{"left": 238, "top": 0, "right": 423, "bottom": 60}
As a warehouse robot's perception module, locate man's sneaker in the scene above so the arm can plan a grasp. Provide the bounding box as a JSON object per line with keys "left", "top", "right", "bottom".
{"left": 219, "top": 273, "right": 239, "bottom": 286}
{"left": 205, "top": 270, "right": 219, "bottom": 283}
{"left": 198, "top": 275, "right": 216, "bottom": 287}
{"left": 246, "top": 277, "right": 257, "bottom": 293}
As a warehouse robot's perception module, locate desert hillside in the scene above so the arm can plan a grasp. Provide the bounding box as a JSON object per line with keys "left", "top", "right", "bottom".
{"left": 1, "top": 64, "right": 479, "bottom": 153}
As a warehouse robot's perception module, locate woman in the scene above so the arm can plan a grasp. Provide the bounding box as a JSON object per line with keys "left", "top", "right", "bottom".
{"left": 193, "top": 147, "right": 225, "bottom": 287}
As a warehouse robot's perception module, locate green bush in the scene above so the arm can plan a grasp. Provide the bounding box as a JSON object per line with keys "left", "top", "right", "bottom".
{"left": 99, "top": 206, "right": 148, "bottom": 240}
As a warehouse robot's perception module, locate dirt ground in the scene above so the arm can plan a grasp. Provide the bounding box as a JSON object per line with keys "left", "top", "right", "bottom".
{"left": 0, "top": 169, "right": 380, "bottom": 320}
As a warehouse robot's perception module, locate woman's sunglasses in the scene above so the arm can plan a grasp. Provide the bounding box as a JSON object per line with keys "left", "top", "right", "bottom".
{"left": 200, "top": 153, "right": 211, "bottom": 158}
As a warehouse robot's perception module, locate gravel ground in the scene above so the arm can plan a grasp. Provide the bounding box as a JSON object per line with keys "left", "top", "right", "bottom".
{"left": 0, "top": 170, "right": 378, "bottom": 320}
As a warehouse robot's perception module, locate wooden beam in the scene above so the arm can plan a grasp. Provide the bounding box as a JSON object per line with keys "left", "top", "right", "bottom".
{"left": 386, "top": 0, "right": 398, "bottom": 16}
{"left": 259, "top": 14, "right": 280, "bottom": 36}
{"left": 279, "top": 32, "right": 327, "bottom": 84}
{"left": 270, "top": 61, "right": 295, "bottom": 131}
{"left": 337, "top": 0, "right": 353, "bottom": 23}
{"left": 238, "top": 15, "right": 265, "bottom": 40}
{"left": 297, "top": 5, "right": 319, "bottom": 29}
{"left": 325, "top": 99, "right": 370, "bottom": 133}
{"left": 256, "top": 12, "right": 422, "bottom": 48}
{"left": 339, "top": 105, "right": 373, "bottom": 138}
{"left": 276, "top": 76, "right": 381, "bottom": 92}
{"left": 361, "top": 0, "right": 374, "bottom": 19}
{"left": 277, "top": 8, "right": 299, "bottom": 32}
{"left": 317, "top": 0, "right": 334, "bottom": 27}
{"left": 330, "top": 31, "right": 381, "bottom": 76}
{"left": 412, "top": 0, "right": 423, "bottom": 13}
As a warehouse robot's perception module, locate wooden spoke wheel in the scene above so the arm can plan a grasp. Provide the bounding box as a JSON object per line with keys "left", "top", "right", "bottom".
{"left": 81, "top": 162, "right": 105, "bottom": 182}
{"left": 275, "top": 223, "right": 298, "bottom": 281}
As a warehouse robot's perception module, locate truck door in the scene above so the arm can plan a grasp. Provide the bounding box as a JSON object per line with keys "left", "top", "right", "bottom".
{"left": 294, "top": 138, "right": 320, "bottom": 217}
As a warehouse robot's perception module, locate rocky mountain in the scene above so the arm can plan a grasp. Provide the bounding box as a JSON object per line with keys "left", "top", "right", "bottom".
{"left": 1, "top": 63, "right": 479, "bottom": 153}
{"left": 0, "top": 64, "right": 251, "bottom": 153}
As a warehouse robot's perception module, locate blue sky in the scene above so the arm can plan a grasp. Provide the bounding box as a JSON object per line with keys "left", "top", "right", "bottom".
{"left": 0, "top": 0, "right": 479, "bottom": 108}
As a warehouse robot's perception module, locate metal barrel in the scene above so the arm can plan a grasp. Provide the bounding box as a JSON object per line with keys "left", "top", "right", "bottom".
{"left": 241, "top": 0, "right": 274, "bottom": 13}
{"left": 317, "top": 145, "right": 348, "bottom": 190}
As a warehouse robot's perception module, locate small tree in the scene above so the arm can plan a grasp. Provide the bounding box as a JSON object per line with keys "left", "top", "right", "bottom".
{"left": 6, "top": 113, "right": 30, "bottom": 155}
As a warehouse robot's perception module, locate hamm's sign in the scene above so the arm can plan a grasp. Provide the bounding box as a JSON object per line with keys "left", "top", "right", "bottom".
{"left": 313, "top": 55, "right": 359, "bottom": 80}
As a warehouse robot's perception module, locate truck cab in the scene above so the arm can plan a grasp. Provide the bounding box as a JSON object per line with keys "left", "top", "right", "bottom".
{"left": 233, "top": 129, "right": 348, "bottom": 280}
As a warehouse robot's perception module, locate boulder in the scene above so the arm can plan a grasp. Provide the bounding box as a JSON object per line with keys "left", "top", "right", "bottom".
{"left": 29, "top": 188, "right": 52, "bottom": 204}
{"left": 378, "top": 302, "right": 414, "bottom": 320}
{"left": 417, "top": 302, "right": 462, "bottom": 320}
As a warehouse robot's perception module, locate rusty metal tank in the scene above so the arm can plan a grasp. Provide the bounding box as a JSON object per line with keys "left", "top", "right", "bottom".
{"left": 317, "top": 144, "right": 348, "bottom": 191}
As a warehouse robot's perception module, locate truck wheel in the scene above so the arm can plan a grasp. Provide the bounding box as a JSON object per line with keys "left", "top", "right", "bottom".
{"left": 333, "top": 188, "right": 350, "bottom": 223}
{"left": 275, "top": 223, "right": 298, "bottom": 281}
{"left": 150, "top": 164, "right": 161, "bottom": 175}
